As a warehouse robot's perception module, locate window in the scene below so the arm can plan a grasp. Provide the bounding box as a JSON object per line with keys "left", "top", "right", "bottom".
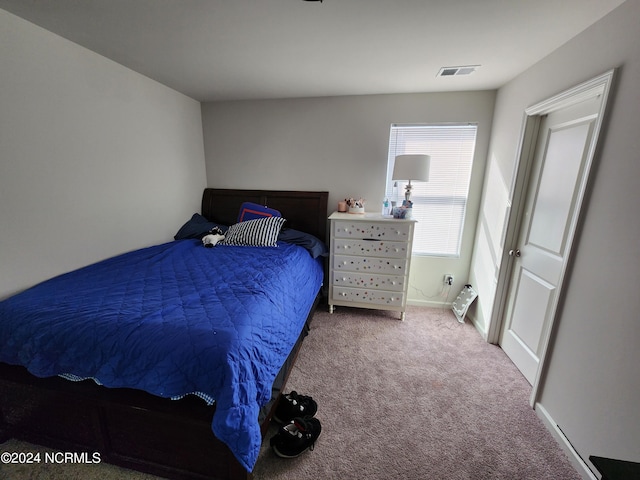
{"left": 385, "top": 124, "right": 477, "bottom": 257}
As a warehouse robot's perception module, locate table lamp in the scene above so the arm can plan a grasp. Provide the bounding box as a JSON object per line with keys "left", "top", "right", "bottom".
{"left": 392, "top": 154, "right": 430, "bottom": 205}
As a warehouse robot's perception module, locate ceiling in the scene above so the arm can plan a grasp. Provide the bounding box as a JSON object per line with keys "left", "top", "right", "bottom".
{"left": 0, "top": 0, "right": 627, "bottom": 102}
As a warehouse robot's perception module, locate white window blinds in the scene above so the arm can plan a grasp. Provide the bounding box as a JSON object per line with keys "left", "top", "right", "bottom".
{"left": 385, "top": 124, "right": 477, "bottom": 257}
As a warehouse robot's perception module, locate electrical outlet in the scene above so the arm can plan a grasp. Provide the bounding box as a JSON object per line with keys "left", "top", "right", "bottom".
{"left": 444, "top": 274, "right": 454, "bottom": 286}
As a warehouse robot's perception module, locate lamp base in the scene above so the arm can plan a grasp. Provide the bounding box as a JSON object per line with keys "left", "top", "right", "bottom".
{"left": 404, "top": 182, "right": 413, "bottom": 203}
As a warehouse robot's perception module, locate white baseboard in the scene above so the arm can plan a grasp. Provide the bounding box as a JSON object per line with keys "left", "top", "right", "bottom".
{"left": 466, "top": 312, "right": 488, "bottom": 340}
{"left": 406, "top": 298, "right": 452, "bottom": 309}
{"left": 534, "top": 403, "right": 598, "bottom": 480}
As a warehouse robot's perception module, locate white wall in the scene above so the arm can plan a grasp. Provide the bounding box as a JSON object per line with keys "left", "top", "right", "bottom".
{"left": 0, "top": 9, "right": 207, "bottom": 300}
{"left": 470, "top": 0, "right": 640, "bottom": 474}
{"left": 201, "top": 91, "right": 495, "bottom": 306}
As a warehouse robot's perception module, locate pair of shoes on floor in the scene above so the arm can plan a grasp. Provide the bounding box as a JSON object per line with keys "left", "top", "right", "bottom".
{"left": 270, "top": 391, "right": 321, "bottom": 458}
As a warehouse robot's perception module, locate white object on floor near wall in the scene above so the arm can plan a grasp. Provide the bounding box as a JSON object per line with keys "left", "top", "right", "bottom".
{"left": 452, "top": 284, "right": 478, "bottom": 323}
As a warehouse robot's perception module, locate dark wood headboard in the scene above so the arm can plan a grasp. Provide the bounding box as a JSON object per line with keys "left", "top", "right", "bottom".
{"left": 201, "top": 189, "right": 329, "bottom": 243}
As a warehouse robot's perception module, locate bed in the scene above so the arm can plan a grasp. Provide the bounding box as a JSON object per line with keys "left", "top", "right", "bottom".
{"left": 0, "top": 188, "right": 329, "bottom": 480}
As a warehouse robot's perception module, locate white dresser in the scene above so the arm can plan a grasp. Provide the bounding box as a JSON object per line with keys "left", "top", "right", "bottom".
{"left": 328, "top": 212, "right": 417, "bottom": 320}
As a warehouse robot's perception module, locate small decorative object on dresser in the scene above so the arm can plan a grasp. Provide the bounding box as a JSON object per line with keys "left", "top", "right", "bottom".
{"left": 328, "top": 211, "right": 417, "bottom": 320}
{"left": 345, "top": 197, "right": 365, "bottom": 214}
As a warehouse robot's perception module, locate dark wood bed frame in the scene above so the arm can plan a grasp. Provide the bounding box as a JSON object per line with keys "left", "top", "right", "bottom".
{"left": 0, "top": 188, "right": 329, "bottom": 480}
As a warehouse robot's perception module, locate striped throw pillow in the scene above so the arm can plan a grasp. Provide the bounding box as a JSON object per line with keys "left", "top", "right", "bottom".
{"left": 220, "top": 216, "right": 286, "bottom": 247}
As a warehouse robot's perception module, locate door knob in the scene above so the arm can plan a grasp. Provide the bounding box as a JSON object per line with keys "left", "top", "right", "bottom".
{"left": 509, "top": 249, "right": 521, "bottom": 257}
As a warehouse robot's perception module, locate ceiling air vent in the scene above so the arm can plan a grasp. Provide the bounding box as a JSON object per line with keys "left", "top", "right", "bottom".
{"left": 437, "top": 65, "right": 480, "bottom": 77}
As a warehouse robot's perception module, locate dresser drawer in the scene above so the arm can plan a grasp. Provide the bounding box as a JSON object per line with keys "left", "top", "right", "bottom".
{"left": 332, "top": 239, "right": 408, "bottom": 258}
{"left": 331, "top": 271, "right": 405, "bottom": 292}
{"left": 332, "top": 254, "right": 407, "bottom": 275}
{"left": 331, "top": 286, "right": 404, "bottom": 307}
{"left": 333, "top": 220, "right": 412, "bottom": 241}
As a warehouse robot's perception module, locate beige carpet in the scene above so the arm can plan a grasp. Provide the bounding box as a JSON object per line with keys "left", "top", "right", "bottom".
{"left": 0, "top": 306, "right": 581, "bottom": 479}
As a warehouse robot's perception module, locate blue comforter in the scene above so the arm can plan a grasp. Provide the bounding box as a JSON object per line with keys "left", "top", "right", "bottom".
{"left": 0, "top": 239, "right": 323, "bottom": 471}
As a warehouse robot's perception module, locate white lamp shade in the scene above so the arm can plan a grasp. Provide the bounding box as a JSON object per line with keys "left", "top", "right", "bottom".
{"left": 392, "top": 154, "right": 430, "bottom": 182}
